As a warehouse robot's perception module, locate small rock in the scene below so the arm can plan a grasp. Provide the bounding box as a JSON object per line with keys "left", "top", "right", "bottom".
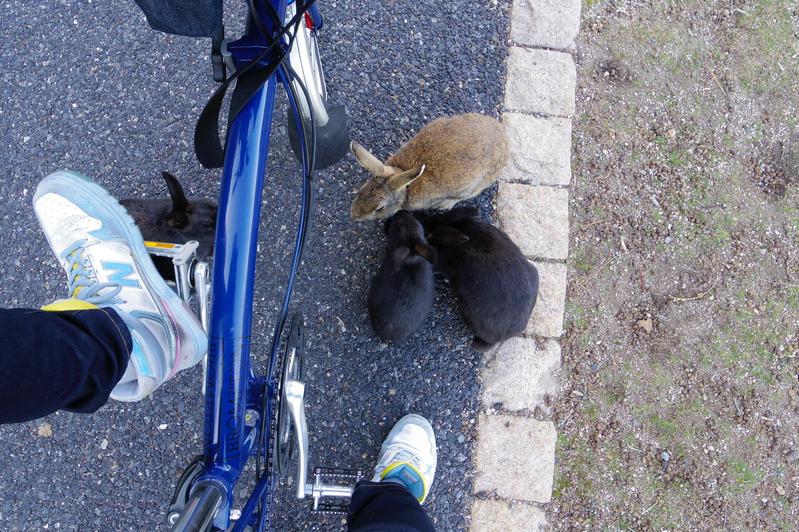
{"left": 661, "top": 451, "right": 670, "bottom": 462}
{"left": 388, "top": 388, "right": 396, "bottom": 396}
{"left": 158, "top": 423, "right": 168, "bottom": 430}
{"left": 776, "top": 485, "right": 786, "bottom": 496}
{"left": 666, "top": 128, "right": 677, "bottom": 138}
{"left": 37, "top": 422, "right": 53, "bottom": 438}
{"left": 636, "top": 318, "right": 654, "bottom": 333}
{"left": 456, "top": 452, "right": 467, "bottom": 463}
{"left": 100, "top": 438, "right": 109, "bottom": 450}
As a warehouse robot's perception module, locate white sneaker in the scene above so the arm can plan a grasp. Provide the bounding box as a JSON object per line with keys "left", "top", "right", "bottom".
{"left": 372, "top": 414, "right": 437, "bottom": 503}
{"left": 33, "top": 170, "right": 207, "bottom": 401}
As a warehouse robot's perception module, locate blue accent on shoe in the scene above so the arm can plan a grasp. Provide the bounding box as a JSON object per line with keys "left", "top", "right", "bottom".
{"left": 382, "top": 464, "right": 424, "bottom": 501}
{"left": 89, "top": 224, "right": 124, "bottom": 242}
{"left": 130, "top": 337, "right": 152, "bottom": 377}
{"left": 59, "top": 240, "right": 124, "bottom": 304}
{"left": 101, "top": 261, "right": 141, "bottom": 288}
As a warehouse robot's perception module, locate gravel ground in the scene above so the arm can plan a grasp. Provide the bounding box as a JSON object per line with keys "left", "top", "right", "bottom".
{"left": 0, "top": 0, "right": 509, "bottom": 530}
{"left": 553, "top": 1, "right": 799, "bottom": 529}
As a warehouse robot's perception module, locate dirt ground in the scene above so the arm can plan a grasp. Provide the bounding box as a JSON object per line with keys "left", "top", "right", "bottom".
{"left": 552, "top": 0, "right": 799, "bottom": 529}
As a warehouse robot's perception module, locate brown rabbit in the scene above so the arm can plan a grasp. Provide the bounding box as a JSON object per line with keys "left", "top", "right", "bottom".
{"left": 350, "top": 113, "right": 508, "bottom": 221}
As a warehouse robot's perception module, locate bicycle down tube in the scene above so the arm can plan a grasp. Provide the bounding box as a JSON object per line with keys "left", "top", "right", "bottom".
{"left": 175, "top": 1, "right": 322, "bottom": 530}
{"left": 196, "top": 72, "right": 276, "bottom": 529}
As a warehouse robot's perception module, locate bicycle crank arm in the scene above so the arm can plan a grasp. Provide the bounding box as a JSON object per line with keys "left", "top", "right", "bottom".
{"left": 285, "top": 379, "right": 364, "bottom": 513}
{"left": 285, "top": 379, "right": 309, "bottom": 499}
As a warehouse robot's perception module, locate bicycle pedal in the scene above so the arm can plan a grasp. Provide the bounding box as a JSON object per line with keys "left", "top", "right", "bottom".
{"left": 313, "top": 466, "right": 364, "bottom": 480}
{"left": 313, "top": 502, "right": 351, "bottom": 515}
{"left": 144, "top": 240, "right": 199, "bottom": 301}
{"left": 306, "top": 467, "right": 364, "bottom": 513}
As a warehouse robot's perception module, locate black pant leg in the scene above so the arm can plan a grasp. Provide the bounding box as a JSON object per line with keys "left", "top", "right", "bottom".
{"left": 348, "top": 480, "right": 435, "bottom": 532}
{"left": 0, "top": 307, "right": 131, "bottom": 424}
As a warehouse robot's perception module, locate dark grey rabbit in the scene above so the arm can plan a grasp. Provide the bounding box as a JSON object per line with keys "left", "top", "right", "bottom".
{"left": 417, "top": 207, "right": 538, "bottom": 352}
{"left": 367, "top": 211, "right": 437, "bottom": 343}
{"left": 121, "top": 172, "right": 217, "bottom": 257}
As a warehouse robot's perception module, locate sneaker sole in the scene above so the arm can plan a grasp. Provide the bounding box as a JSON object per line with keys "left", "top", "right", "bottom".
{"left": 34, "top": 170, "right": 207, "bottom": 376}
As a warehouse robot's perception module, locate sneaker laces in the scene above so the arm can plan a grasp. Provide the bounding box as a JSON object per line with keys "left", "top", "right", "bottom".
{"left": 381, "top": 447, "right": 422, "bottom": 469}
{"left": 61, "top": 239, "right": 123, "bottom": 306}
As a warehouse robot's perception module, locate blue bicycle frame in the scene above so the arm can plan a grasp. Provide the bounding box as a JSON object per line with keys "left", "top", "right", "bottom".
{"left": 178, "top": 1, "right": 319, "bottom": 529}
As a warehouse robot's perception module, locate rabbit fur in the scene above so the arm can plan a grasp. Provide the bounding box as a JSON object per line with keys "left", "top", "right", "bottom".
{"left": 350, "top": 113, "right": 508, "bottom": 221}
{"left": 417, "top": 207, "right": 538, "bottom": 352}
{"left": 367, "top": 211, "right": 437, "bottom": 343}
{"left": 121, "top": 172, "right": 217, "bottom": 257}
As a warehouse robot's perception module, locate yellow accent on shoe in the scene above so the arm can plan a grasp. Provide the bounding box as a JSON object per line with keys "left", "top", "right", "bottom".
{"left": 42, "top": 298, "right": 99, "bottom": 311}
{"left": 69, "top": 258, "right": 85, "bottom": 298}
{"left": 379, "top": 461, "right": 429, "bottom": 503}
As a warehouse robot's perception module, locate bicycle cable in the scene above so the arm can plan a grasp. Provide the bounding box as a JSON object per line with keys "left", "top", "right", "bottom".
{"left": 241, "top": 1, "right": 320, "bottom": 526}
{"left": 194, "top": 0, "right": 318, "bottom": 168}
{"left": 257, "top": 65, "right": 317, "bottom": 529}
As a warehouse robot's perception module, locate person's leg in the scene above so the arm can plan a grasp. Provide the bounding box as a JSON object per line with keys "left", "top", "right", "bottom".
{"left": 348, "top": 414, "right": 437, "bottom": 531}
{"left": 0, "top": 307, "right": 130, "bottom": 424}
{"left": 0, "top": 170, "right": 209, "bottom": 424}
{"left": 348, "top": 481, "right": 435, "bottom": 532}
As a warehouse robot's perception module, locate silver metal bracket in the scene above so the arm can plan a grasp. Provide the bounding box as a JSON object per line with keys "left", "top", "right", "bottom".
{"left": 144, "top": 240, "right": 199, "bottom": 302}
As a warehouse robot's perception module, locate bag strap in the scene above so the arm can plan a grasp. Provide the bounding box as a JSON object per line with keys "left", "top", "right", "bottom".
{"left": 194, "top": 1, "right": 315, "bottom": 169}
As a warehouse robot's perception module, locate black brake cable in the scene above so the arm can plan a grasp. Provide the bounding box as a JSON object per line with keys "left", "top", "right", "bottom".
{"left": 257, "top": 62, "right": 317, "bottom": 529}
{"left": 243, "top": 1, "right": 319, "bottom": 521}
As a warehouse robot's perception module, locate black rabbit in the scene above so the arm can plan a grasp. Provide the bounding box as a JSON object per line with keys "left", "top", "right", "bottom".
{"left": 121, "top": 172, "right": 217, "bottom": 257}
{"left": 367, "top": 211, "right": 437, "bottom": 343}
{"left": 417, "top": 207, "right": 538, "bottom": 352}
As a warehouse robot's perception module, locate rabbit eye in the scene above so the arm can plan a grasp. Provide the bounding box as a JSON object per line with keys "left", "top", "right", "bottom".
{"left": 375, "top": 205, "right": 386, "bottom": 212}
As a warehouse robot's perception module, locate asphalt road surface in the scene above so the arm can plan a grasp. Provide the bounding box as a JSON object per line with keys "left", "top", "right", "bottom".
{"left": 0, "top": 0, "right": 510, "bottom": 529}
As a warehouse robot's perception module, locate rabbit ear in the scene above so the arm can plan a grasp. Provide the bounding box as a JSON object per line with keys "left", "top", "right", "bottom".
{"left": 162, "top": 172, "right": 190, "bottom": 229}
{"left": 351, "top": 141, "right": 388, "bottom": 176}
{"left": 414, "top": 242, "right": 437, "bottom": 264}
{"left": 388, "top": 165, "right": 425, "bottom": 192}
{"left": 431, "top": 225, "right": 469, "bottom": 245}
{"left": 162, "top": 172, "right": 189, "bottom": 211}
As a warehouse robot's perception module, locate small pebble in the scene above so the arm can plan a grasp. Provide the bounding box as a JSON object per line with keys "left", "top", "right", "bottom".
{"left": 37, "top": 422, "right": 53, "bottom": 438}
{"left": 100, "top": 438, "right": 109, "bottom": 450}
{"left": 661, "top": 451, "right": 670, "bottom": 462}
{"left": 158, "top": 423, "right": 168, "bottom": 430}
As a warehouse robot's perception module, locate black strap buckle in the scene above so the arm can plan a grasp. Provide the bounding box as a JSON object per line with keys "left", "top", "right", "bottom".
{"left": 211, "top": 34, "right": 226, "bottom": 82}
